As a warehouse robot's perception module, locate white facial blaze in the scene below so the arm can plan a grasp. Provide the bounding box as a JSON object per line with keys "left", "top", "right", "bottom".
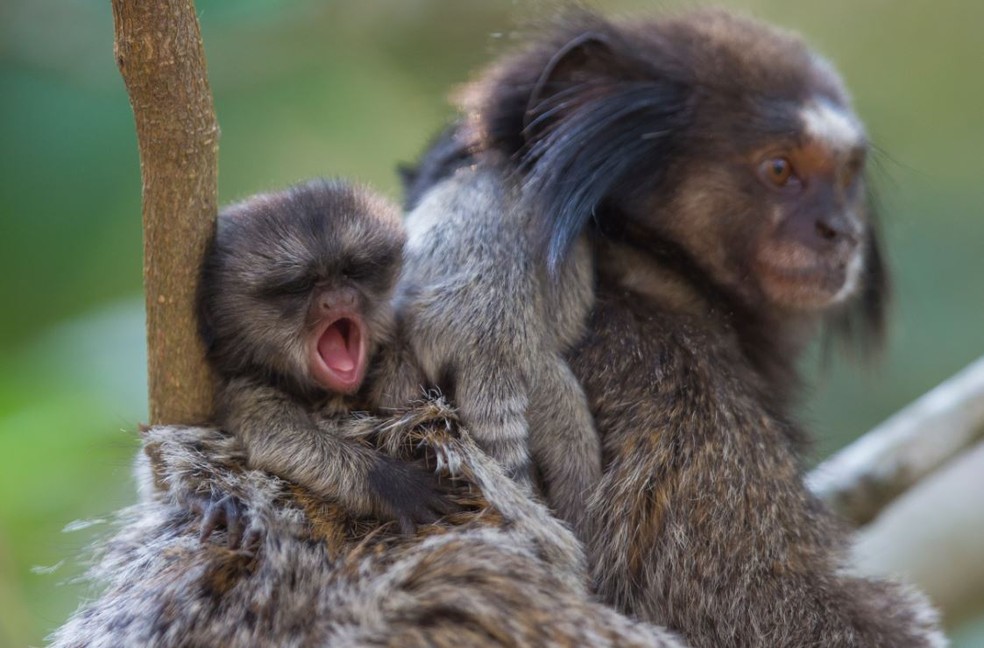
{"left": 800, "top": 99, "right": 864, "bottom": 150}
{"left": 801, "top": 99, "right": 867, "bottom": 304}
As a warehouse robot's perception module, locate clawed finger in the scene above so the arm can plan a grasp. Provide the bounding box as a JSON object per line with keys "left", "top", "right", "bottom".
{"left": 198, "top": 494, "right": 249, "bottom": 549}
{"left": 199, "top": 499, "right": 225, "bottom": 542}
{"left": 224, "top": 496, "right": 243, "bottom": 548}
{"left": 198, "top": 495, "right": 230, "bottom": 542}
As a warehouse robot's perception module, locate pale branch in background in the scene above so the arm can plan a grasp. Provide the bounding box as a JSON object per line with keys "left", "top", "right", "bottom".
{"left": 809, "top": 355, "right": 984, "bottom": 527}
{"left": 112, "top": 0, "right": 219, "bottom": 425}
{"left": 852, "top": 441, "right": 984, "bottom": 629}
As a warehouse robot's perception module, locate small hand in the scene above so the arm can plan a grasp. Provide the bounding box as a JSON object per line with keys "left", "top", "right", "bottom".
{"left": 188, "top": 492, "right": 260, "bottom": 551}
{"left": 368, "top": 456, "right": 461, "bottom": 535}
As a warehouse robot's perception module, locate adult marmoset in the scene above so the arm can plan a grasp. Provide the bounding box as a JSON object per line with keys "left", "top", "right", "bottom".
{"left": 198, "top": 179, "right": 449, "bottom": 534}
{"left": 402, "top": 8, "right": 944, "bottom": 647}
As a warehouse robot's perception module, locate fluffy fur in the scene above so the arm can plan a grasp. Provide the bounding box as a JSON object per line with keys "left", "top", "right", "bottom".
{"left": 401, "top": 8, "right": 944, "bottom": 647}
{"left": 397, "top": 162, "right": 601, "bottom": 532}
{"left": 396, "top": 113, "right": 601, "bottom": 541}
{"left": 50, "top": 400, "right": 686, "bottom": 648}
{"left": 199, "top": 179, "right": 448, "bottom": 531}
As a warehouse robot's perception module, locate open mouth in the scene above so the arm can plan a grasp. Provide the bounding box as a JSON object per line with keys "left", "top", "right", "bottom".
{"left": 311, "top": 315, "right": 367, "bottom": 394}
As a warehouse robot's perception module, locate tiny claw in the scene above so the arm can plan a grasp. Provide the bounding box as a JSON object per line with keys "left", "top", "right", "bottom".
{"left": 413, "top": 505, "right": 441, "bottom": 527}
{"left": 197, "top": 494, "right": 250, "bottom": 549}
{"left": 224, "top": 496, "right": 243, "bottom": 548}
{"left": 199, "top": 498, "right": 225, "bottom": 542}
{"left": 369, "top": 456, "right": 459, "bottom": 533}
{"left": 428, "top": 485, "right": 464, "bottom": 519}
{"left": 433, "top": 494, "right": 463, "bottom": 517}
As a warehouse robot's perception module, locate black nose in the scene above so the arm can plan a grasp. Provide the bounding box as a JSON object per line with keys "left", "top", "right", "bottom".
{"left": 815, "top": 213, "right": 855, "bottom": 243}
{"left": 783, "top": 210, "right": 857, "bottom": 254}
{"left": 815, "top": 220, "right": 837, "bottom": 241}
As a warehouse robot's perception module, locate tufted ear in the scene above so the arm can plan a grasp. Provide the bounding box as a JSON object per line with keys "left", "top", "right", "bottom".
{"left": 523, "top": 32, "right": 617, "bottom": 134}
{"left": 516, "top": 31, "right": 693, "bottom": 272}
{"left": 457, "top": 14, "right": 695, "bottom": 272}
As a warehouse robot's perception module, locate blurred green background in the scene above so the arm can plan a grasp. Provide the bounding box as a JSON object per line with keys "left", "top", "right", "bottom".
{"left": 1, "top": 0, "right": 981, "bottom": 645}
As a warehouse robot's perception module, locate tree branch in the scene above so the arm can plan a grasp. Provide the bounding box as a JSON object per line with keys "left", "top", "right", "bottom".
{"left": 112, "top": 0, "right": 218, "bottom": 425}
{"left": 851, "top": 441, "right": 984, "bottom": 628}
{"left": 808, "top": 355, "right": 984, "bottom": 526}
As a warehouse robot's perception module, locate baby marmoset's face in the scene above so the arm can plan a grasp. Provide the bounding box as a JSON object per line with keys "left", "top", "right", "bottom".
{"left": 199, "top": 178, "right": 405, "bottom": 398}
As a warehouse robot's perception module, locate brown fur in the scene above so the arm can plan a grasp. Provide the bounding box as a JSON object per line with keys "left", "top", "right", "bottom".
{"left": 50, "top": 400, "right": 686, "bottom": 648}
{"left": 401, "top": 7, "right": 944, "bottom": 646}
{"left": 572, "top": 269, "right": 941, "bottom": 646}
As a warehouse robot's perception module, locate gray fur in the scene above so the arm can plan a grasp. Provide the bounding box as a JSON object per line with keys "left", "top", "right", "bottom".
{"left": 199, "top": 179, "right": 447, "bottom": 530}
{"left": 393, "top": 163, "right": 601, "bottom": 537}
{"left": 50, "top": 401, "right": 686, "bottom": 648}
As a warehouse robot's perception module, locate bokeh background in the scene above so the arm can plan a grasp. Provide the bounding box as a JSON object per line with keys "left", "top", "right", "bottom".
{"left": 1, "top": 0, "right": 982, "bottom": 645}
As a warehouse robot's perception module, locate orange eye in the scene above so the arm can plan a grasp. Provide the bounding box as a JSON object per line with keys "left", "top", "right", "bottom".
{"left": 758, "top": 157, "right": 795, "bottom": 188}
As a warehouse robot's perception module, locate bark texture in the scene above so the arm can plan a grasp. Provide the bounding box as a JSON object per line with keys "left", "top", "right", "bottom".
{"left": 112, "top": 0, "right": 218, "bottom": 425}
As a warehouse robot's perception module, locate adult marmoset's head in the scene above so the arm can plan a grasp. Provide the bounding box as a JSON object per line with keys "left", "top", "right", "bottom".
{"left": 464, "top": 7, "right": 887, "bottom": 346}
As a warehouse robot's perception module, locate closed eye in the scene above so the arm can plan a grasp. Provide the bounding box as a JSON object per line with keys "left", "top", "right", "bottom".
{"left": 262, "top": 275, "right": 315, "bottom": 298}
{"left": 343, "top": 266, "right": 367, "bottom": 281}
{"left": 344, "top": 258, "right": 388, "bottom": 282}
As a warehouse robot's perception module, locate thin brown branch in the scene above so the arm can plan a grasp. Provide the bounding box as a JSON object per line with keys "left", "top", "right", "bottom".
{"left": 112, "top": 0, "right": 218, "bottom": 424}
{"left": 809, "top": 355, "right": 984, "bottom": 526}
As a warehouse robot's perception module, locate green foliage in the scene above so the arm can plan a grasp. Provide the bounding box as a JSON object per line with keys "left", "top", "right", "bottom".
{"left": 0, "top": 0, "right": 981, "bottom": 644}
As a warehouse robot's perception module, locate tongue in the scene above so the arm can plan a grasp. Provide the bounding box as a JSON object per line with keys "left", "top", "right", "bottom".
{"left": 319, "top": 325, "right": 356, "bottom": 373}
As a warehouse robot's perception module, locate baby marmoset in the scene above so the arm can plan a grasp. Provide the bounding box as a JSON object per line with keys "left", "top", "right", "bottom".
{"left": 198, "top": 179, "right": 449, "bottom": 533}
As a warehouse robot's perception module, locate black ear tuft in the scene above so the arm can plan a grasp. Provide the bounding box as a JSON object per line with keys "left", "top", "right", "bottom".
{"left": 515, "top": 27, "right": 692, "bottom": 271}
{"left": 524, "top": 31, "right": 615, "bottom": 132}
{"left": 459, "top": 13, "right": 694, "bottom": 272}
{"left": 524, "top": 82, "right": 691, "bottom": 272}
